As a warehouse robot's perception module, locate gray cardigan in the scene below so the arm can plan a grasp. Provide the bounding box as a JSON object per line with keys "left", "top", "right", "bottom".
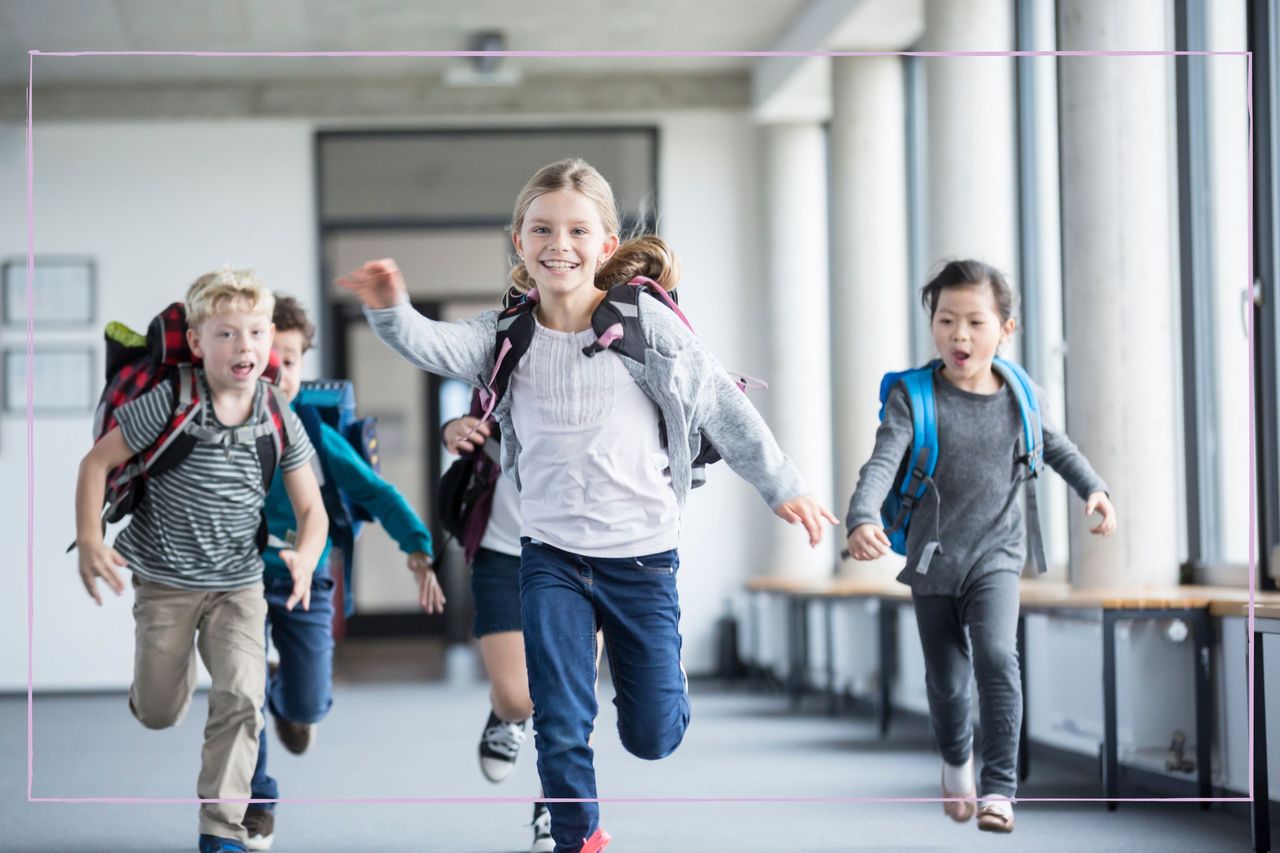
{"left": 365, "top": 295, "right": 806, "bottom": 512}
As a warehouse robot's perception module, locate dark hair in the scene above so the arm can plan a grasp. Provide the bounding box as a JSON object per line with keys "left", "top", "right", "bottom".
{"left": 919, "top": 259, "right": 1017, "bottom": 324}
{"left": 272, "top": 293, "right": 316, "bottom": 352}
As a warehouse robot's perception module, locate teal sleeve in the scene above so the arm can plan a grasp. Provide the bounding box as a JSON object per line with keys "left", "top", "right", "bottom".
{"left": 320, "top": 422, "right": 434, "bottom": 558}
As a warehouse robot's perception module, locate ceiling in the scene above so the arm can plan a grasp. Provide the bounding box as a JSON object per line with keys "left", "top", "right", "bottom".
{"left": 1, "top": 0, "right": 814, "bottom": 84}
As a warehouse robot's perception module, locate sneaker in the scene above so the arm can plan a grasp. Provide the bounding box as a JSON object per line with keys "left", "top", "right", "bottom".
{"left": 479, "top": 709, "right": 528, "bottom": 783}
{"left": 581, "top": 827, "right": 612, "bottom": 853}
{"left": 530, "top": 801, "right": 553, "bottom": 853}
{"left": 941, "top": 758, "right": 976, "bottom": 822}
{"left": 273, "top": 715, "right": 314, "bottom": 755}
{"left": 198, "top": 835, "right": 247, "bottom": 853}
{"left": 976, "top": 796, "right": 1015, "bottom": 833}
{"left": 242, "top": 807, "right": 275, "bottom": 851}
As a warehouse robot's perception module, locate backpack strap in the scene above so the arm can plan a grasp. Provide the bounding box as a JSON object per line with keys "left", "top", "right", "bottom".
{"left": 467, "top": 288, "right": 538, "bottom": 440}
{"left": 882, "top": 365, "right": 939, "bottom": 532}
{"left": 993, "top": 356, "right": 1048, "bottom": 575}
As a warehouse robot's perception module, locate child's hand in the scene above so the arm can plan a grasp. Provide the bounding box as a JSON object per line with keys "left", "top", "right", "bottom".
{"left": 336, "top": 258, "right": 407, "bottom": 310}
{"left": 280, "top": 549, "right": 313, "bottom": 612}
{"left": 445, "top": 416, "right": 490, "bottom": 455}
{"left": 1085, "top": 491, "right": 1117, "bottom": 536}
{"left": 775, "top": 496, "right": 840, "bottom": 547}
{"left": 406, "top": 552, "right": 446, "bottom": 614}
{"left": 847, "top": 524, "right": 892, "bottom": 561}
{"left": 78, "top": 543, "right": 127, "bottom": 605}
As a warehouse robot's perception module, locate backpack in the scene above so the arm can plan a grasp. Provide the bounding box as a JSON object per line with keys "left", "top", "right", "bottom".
{"left": 470, "top": 276, "right": 764, "bottom": 488}
{"left": 75, "top": 301, "right": 294, "bottom": 551}
{"left": 289, "top": 378, "right": 380, "bottom": 617}
{"left": 878, "top": 355, "right": 1047, "bottom": 574}
{"left": 437, "top": 390, "right": 503, "bottom": 563}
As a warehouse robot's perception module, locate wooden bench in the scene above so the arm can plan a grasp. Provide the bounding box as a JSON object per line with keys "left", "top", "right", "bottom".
{"left": 742, "top": 575, "right": 1275, "bottom": 810}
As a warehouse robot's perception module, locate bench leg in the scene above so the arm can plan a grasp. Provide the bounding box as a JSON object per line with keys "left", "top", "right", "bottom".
{"left": 1103, "top": 610, "right": 1119, "bottom": 810}
{"left": 1018, "top": 612, "right": 1030, "bottom": 783}
{"left": 825, "top": 599, "right": 839, "bottom": 716}
{"left": 1256, "top": 629, "right": 1272, "bottom": 853}
{"left": 878, "top": 601, "right": 898, "bottom": 738}
{"left": 1190, "top": 609, "right": 1213, "bottom": 808}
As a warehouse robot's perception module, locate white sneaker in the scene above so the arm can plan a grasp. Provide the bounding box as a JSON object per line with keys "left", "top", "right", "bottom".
{"left": 976, "top": 795, "right": 1015, "bottom": 833}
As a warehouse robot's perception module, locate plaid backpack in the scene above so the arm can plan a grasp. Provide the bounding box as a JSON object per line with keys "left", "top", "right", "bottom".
{"left": 83, "top": 301, "right": 296, "bottom": 545}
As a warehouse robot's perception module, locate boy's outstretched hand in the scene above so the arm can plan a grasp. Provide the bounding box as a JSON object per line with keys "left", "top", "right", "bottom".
{"left": 846, "top": 523, "right": 892, "bottom": 561}
{"left": 775, "top": 496, "right": 840, "bottom": 547}
{"left": 1085, "top": 491, "right": 1117, "bottom": 536}
{"left": 280, "top": 549, "right": 313, "bottom": 612}
{"left": 78, "top": 543, "right": 127, "bottom": 605}
{"left": 336, "top": 258, "right": 407, "bottom": 310}
{"left": 407, "top": 552, "right": 446, "bottom": 614}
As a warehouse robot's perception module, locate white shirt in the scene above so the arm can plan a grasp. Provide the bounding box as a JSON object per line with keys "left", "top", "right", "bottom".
{"left": 509, "top": 318, "right": 680, "bottom": 557}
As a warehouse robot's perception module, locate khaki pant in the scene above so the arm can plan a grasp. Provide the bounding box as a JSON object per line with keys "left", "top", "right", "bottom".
{"left": 129, "top": 576, "right": 267, "bottom": 842}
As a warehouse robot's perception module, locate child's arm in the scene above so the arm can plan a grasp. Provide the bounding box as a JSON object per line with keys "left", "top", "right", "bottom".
{"left": 1037, "top": 387, "right": 1117, "bottom": 536}
{"left": 337, "top": 259, "right": 496, "bottom": 385}
{"left": 280, "top": 463, "right": 327, "bottom": 612}
{"left": 322, "top": 422, "right": 445, "bottom": 614}
{"left": 74, "top": 427, "right": 135, "bottom": 604}
{"left": 844, "top": 386, "right": 915, "bottom": 560}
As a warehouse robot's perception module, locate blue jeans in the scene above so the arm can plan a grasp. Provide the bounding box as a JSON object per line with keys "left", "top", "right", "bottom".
{"left": 520, "top": 538, "right": 690, "bottom": 853}
{"left": 249, "top": 568, "right": 336, "bottom": 807}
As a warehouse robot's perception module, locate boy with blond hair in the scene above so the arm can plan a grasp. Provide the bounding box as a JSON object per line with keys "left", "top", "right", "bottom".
{"left": 75, "top": 269, "right": 327, "bottom": 853}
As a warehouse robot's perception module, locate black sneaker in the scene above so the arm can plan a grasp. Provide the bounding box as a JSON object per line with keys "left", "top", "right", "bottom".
{"left": 242, "top": 807, "right": 275, "bottom": 851}
{"left": 479, "top": 709, "right": 527, "bottom": 783}
{"left": 531, "top": 801, "right": 553, "bottom": 853}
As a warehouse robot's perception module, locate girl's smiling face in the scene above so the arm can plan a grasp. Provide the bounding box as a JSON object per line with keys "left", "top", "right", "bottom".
{"left": 512, "top": 188, "right": 618, "bottom": 298}
{"left": 930, "top": 281, "right": 1016, "bottom": 388}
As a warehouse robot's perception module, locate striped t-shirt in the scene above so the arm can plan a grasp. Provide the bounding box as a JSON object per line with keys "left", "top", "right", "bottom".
{"left": 112, "top": 372, "right": 315, "bottom": 590}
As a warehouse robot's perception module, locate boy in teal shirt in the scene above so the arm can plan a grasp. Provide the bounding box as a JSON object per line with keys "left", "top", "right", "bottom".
{"left": 243, "top": 294, "right": 444, "bottom": 851}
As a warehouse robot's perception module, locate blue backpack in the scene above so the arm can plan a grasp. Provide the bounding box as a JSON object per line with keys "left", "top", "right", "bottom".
{"left": 293, "top": 379, "right": 380, "bottom": 616}
{"left": 878, "top": 356, "right": 1048, "bottom": 574}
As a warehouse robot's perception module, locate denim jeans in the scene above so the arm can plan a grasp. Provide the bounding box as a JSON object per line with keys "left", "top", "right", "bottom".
{"left": 520, "top": 538, "right": 690, "bottom": 853}
{"left": 912, "top": 569, "right": 1022, "bottom": 797}
{"left": 249, "top": 566, "right": 336, "bottom": 807}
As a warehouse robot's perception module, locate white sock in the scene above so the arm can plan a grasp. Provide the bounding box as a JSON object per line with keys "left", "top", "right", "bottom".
{"left": 943, "top": 755, "right": 974, "bottom": 793}
{"left": 978, "top": 794, "right": 1013, "bottom": 816}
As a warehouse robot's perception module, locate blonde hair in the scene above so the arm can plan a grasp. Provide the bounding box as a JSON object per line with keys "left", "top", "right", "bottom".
{"left": 509, "top": 158, "right": 680, "bottom": 293}
{"left": 185, "top": 268, "right": 275, "bottom": 329}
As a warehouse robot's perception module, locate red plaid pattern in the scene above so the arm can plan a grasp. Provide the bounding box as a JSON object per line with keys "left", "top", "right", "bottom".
{"left": 95, "top": 301, "right": 287, "bottom": 520}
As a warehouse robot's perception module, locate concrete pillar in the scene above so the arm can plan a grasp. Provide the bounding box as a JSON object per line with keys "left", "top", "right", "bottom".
{"left": 923, "top": 0, "right": 1019, "bottom": 278}
{"left": 1058, "top": 0, "right": 1180, "bottom": 587}
{"left": 829, "top": 56, "right": 912, "bottom": 578}
{"left": 763, "top": 122, "right": 835, "bottom": 580}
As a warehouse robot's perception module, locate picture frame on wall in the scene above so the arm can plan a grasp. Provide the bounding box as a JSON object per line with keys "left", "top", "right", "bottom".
{"left": 2, "top": 257, "right": 96, "bottom": 328}
{"left": 3, "top": 347, "right": 96, "bottom": 415}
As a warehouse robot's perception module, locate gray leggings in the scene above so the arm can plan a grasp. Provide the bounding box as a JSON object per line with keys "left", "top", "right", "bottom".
{"left": 911, "top": 570, "right": 1021, "bottom": 798}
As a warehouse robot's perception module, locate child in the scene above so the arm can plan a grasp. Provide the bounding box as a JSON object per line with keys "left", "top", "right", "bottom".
{"left": 241, "top": 294, "right": 443, "bottom": 851}
{"left": 340, "top": 157, "right": 838, "bottom": 853}
{"left": 442, "top": 406, "right": 549, "bottom": 852}
{"left": 74, "top": 270, "right": 326, "bottom": 853}
{"left": 845, "top": 259, "right": 1117, "bottom": 833}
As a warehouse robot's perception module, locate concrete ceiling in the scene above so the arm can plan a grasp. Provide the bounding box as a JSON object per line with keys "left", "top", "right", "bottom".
{"left": 2, "top": 0, "right": 813, "bottom": 84}
{"left": 0, "top": 0, "right": 924, "bottom": 121}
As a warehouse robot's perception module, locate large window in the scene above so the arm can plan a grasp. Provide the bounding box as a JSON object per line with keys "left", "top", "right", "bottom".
{"left": 1180, "top": 0, "right": 1251, "bottom": 578}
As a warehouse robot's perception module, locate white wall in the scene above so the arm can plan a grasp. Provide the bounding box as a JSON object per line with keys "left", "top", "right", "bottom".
{"left": 0, "top": 120, "right": 317, "bottom": 690}
{"left": 2, "top": 109, "right": 768, "bottom": 689}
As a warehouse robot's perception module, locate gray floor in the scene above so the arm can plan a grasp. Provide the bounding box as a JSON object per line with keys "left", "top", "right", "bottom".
{"left": 3, "top": 667, "right": 1254, "bottom": 851}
